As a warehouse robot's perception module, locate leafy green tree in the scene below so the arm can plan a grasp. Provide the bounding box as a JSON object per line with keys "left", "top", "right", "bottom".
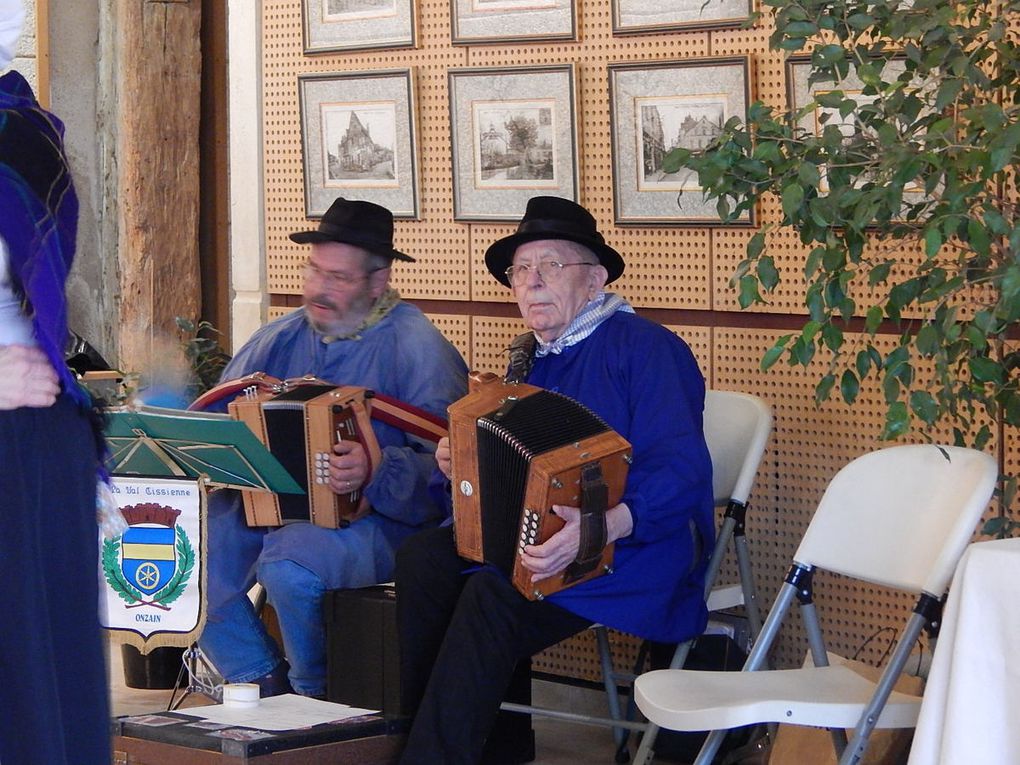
{"left": 664, "top": 0, "right": 1020, "bottom": 535}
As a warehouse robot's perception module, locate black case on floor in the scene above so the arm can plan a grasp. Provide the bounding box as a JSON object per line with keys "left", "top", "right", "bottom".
{"left": 325, "top": 584, "right": 403, "bottom": 715}
{"left": 324, "top": 583, "right": 536, "bottom": 764}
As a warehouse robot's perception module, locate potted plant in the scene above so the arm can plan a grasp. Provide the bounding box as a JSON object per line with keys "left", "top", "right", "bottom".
{"left": 663, "top": 0, "right": 1019, "bottom": 536}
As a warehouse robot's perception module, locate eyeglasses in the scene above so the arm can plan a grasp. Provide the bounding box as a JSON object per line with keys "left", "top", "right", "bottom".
{"left": 302, "top": 261, "right": 374, "bottom": 290}
{"left": 504, "top": 260, "right": 595, "bottom": 286}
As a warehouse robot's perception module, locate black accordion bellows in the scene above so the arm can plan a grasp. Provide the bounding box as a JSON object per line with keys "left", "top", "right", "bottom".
{"left": 477, "top": 390, "right": 612, "bottom": 574}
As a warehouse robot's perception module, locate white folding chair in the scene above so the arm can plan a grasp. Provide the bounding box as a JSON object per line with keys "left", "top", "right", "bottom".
{"left": 502, "top": 390, "right": 773, "bottom": 762}
{"left": 633, "top": 445, "right": 997, "bottom": 765}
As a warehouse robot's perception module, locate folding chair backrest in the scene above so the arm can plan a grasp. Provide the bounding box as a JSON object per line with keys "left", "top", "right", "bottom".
{"left": 703, "top": 390, "right": 773, "bottom": 508}
{"left": 795, "top": 445, "right": 997, "bottom": 595}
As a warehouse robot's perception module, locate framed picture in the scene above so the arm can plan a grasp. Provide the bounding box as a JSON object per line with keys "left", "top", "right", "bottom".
{"left": 612, "top": 0, "right": 752, "bottom": 35}
{"left": 298, "top": 69, "right": 420, "bottom": 219}
{"left": 451, "top": 0, "right": 575, "bottom": 45}
{"left": 448, "top": 65, "right": 579, "bottom": 222}
{"left": 302, "top": 0, "right": 416, "bottom": 53}
{"left": 787, "top": 56, "right": 912, "bottom": 194}
{"left": 609, "top": 57, "right": 752, "bottom": 225}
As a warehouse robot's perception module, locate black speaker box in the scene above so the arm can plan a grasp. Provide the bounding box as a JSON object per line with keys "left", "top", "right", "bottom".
{"left": 324, "top": 583, "right": 535, "bottom": 764}
{"left": 325, "top": 584, "right": 402, "bottom": 715}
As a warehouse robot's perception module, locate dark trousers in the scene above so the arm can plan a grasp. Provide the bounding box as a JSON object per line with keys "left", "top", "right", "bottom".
{"left": 395, "top": 525, "right": 591, "bottom": 765}
{"left": 0, "top": 396, "right": 111, "bottom": 765}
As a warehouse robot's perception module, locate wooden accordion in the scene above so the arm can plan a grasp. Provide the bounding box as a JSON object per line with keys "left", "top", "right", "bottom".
{"left": 227, "top": 379, "right": 382, "bottom": 529}
{"left": 449, "top": 373, "right": 632, "bottom": 600}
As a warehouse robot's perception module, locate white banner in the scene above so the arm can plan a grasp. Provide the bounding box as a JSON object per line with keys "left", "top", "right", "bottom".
{"left": 100, "top": 476, "right": 207, "bottom": 651}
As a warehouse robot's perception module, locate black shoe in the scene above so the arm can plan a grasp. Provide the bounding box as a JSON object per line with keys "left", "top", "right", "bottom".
{"left": 250, "top": 660, "right": 294, "bottom": 697}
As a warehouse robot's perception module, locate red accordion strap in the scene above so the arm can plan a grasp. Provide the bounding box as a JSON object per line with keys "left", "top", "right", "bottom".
{"left": 369, "top": 391, "right": 448, "bottom": 443}
{"left": 188, "top": 372, "right": 447, "bottom": 442}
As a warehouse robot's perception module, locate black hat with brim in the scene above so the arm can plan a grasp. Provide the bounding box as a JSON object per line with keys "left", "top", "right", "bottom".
{"left": 484, "top": 196, "right": 624, "bottom": 288}
{"left": 290, "top": 197, "right": 414, "bottom": 262}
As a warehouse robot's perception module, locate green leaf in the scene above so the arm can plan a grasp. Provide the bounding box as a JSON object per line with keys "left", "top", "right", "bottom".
{"left": 778, "top": 37, "right": 808, "bottom": 52}
{"left": 747, "top": 231, "right": 766, "bottom": 260}
{"left": 934, "top": 78, "right": 963, "bottom": 112}
{"left": 805, "top": 247, "right": 824, "bottom": 280}
{"left": 882, "top": 401, "right": 910, "bottom": 440}
{"left": 761, "top": 335, "right": 792, "bottom": 371}
{"left": 840, "top": 370, "right": 860, "bottom": 404}
{"left": 868, "top": 262, "right": 892, "bottom": 286}
{"left": 856, "top": 349, "right": 872, "bottom": 379}
{"left": 784, "top": 21, "right": 819, "bottom": 37}
{"left": 969, "top": 356, "right": 1003, "bottom": 384}
{"left": 916, "top": 324, "right": 940, "bottom": 356}
{"left": 865, "top": 305, "right": 884, "bottom": 335}
{"left": 816, "top": 373, "right": 836, "bottom": 402}
{"left": 738, "top": 274, "right": 762, "bottom": 309}
{"left": 781, "top": 183, "right": 805, "bottom": 217}
{"left": 798, "top": 162, "right": 821, "bottom": 187}
{"left": 801, "top": 320, "right": 822, "bottom": 343}
{"left": 910, "top": 390, "right": 939, "bottom": 426}
{"left": 660, "top": 148, "right": 691, "bottom": 174}
{"left": 757, "top": 256, "right": 779, "bottom": 292}
{"left": 967, "top": 218, "right": 991, "bottom": 257}
{"left": 821, "top": 321, "right": 843, "bottom": 352}
{"left": 924, "top": 227, "right": 942, "bottom": 258}
{"left": 883, "top": 373, "right": 901, "bottom": 405}
{"left": 846, "top": 12, "right": 873, "bottom": 30}
{"left": 791, "top": 335, "right": 816, "bottom": 366}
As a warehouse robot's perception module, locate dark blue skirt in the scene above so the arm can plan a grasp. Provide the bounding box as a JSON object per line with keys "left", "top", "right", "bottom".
{"left": 0, "top": 394, "right": 111, "bottom": 765}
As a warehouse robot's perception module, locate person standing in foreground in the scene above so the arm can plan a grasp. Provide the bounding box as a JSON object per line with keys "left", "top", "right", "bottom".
{"left": 0, "top": 2, "right": 112, "bottom": 762}
{"left": 197, "top": 197, "right": 468, "bottom": 699}
{"left": 395, "top": 196, "right": 714, "bottom": 764}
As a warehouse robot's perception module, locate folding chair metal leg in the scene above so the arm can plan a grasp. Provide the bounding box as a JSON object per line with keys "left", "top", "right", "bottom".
{"left": 683, "top": 575, "right": 799, "bottom": 765}
{"left": 838, "top": 600, "right": 936, "bottom": 765}
{"left": 733, "top": 532, "right": 763, "bottom": 637}
{"left": 704, "top": 515, "right": 737, "bottom": 596}
{"left": 800, "top": 596, "right": 849, "bottom": 756}
{"left": 627, "top": 635, "right": 696, "bottom": 764}
{"left": 596, "top": 626, "right": 630, "bottom": 755}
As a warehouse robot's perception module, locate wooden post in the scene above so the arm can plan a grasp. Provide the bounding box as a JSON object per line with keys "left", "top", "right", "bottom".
{"left": 113, "top": 0, "right": 202, "bottom": 378}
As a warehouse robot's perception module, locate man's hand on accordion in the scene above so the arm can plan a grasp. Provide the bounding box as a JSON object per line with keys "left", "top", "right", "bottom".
{"left": 521, "top": 502, "right": 634, "bottom": 582}
{"left": 327, "top": 438, "right": 370, "bottom": 495}
{"left": 435, "top": 436, "right": 452, "bottom": 479}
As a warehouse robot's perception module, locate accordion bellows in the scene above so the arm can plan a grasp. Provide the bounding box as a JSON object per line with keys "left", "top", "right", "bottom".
{"left": 449, "top": 374, "right": 631, "bottom": 600}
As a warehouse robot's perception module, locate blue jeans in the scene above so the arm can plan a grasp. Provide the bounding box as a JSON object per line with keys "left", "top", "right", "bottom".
{"left": 198, "top": 490, "right": 419, "bottom": 696}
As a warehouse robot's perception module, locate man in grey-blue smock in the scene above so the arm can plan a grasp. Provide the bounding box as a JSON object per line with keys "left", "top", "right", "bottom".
{"left": 198, "top": 198, "right": 468, "bottom": 698}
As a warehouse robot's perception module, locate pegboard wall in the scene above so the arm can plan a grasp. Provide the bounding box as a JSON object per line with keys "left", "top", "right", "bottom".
{"left": 257, "top": 0, "right": 1015, "bottom": 679}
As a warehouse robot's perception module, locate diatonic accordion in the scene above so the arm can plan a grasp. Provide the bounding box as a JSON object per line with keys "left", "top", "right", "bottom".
{"left": 227, "top": 382, "right": 381, "bottom": 528}
{"left": 449, "top": 374, "right": 631, "bottom": 600}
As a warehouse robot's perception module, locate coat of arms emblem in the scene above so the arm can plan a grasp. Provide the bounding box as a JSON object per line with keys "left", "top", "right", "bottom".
{"left": 102, "top": 502, "right": 195, "bottom": 609}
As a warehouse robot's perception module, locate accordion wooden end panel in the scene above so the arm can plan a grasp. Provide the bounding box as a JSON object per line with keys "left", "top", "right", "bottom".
{"left": 449, "top": 378, "right": 631, "bottom": 601}
{"left": 228, "top": 384, "right": 381, "bottom": 529}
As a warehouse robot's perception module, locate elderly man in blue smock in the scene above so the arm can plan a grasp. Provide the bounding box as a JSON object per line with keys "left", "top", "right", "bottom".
{"left": 198, "top": 198, "right": 468, "bottom": 699}
{"left": 394, "top": 196, "right": 715, "bottom": 764}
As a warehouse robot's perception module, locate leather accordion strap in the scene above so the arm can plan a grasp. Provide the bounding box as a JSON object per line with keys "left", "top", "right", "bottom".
{"left": 187, "top": 371, "right": 287, "bottom": 411}
{"left": 368, "top": 391, "right": 447, "bottom": 443}
{"left": 188, "top": 372, "right": 448, "bottom": 441}
{"left": 564, "top": 461, "right": 609, "bottom": 584}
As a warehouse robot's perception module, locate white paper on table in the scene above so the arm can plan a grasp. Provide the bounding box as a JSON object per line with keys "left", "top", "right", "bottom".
{"left": 178, "top": 694, "right": 379, "bottom": 731}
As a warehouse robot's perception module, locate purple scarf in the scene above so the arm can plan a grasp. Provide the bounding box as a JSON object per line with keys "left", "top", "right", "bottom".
{"left": 0, "top": 70, "right": 86, "bottom": 407}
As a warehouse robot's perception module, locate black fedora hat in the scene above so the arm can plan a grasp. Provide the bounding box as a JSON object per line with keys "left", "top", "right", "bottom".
{"left": 290, "top": 197, "right": 414, "bottom": 262}
{"left": 484, "top": 196, "right": 624, "bottom": 287}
